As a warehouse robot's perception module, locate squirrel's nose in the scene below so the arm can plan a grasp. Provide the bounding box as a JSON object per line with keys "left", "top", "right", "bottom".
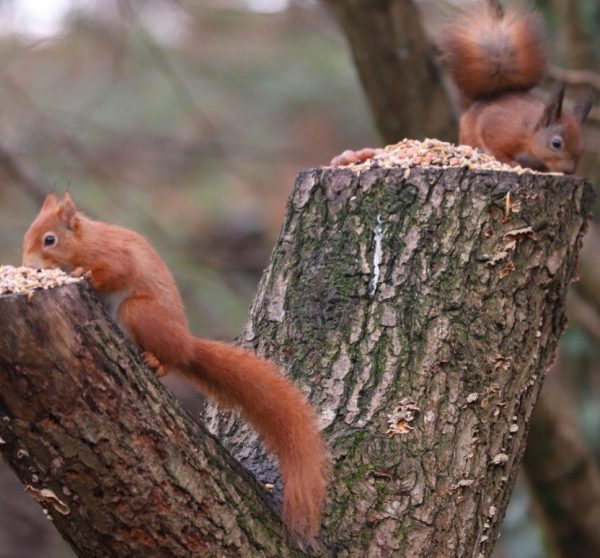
{"left": 22, "top": 253, "right": 47, "bottom": 269}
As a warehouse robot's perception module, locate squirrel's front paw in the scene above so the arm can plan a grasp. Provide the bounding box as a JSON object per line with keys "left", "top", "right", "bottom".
{"left": 142, "top": 352, "right": 169, "bottom": 377}
{"left": 71, "top": 267, "right": 92, "bottom": 279}
{"left": 330, "top": 147, "right": 377, "bottom": 166}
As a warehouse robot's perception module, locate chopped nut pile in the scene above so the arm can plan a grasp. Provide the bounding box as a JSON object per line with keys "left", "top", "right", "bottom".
{"left": 0, "top": 265, "right": 80, "bottom": 296}
{"left": 330, "top": 139, "right": 550, "bottom": 174}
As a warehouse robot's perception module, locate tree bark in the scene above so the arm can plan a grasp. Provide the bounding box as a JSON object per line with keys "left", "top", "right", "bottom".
{"left": 210, "top": 165, "right": 595, "bottom": 557}
{"left": 0, "top": 284, "right": 302, "bottom": 558}
{"left": 321, "top": 0, "right": 456, "bottom": 143}
{"left": 0, "top": 165, "right": 595, "bottom": 557}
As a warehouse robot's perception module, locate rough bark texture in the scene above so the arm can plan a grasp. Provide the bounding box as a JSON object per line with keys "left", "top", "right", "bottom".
{"left": 0, "top": 165, "right": 595, "bottom": 557}
{"left": 322, "top": 0, "right": 456, "bottom": 144}
{"left": 0, "top": 284, "right": 303, "bottom": 558}
{"left": 209, "top": 165, "right": 595, "bottom": 557}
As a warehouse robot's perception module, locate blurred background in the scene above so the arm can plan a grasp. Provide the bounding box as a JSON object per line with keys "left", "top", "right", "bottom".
{"left": 0, "top": 1, "right": 597, "bottom": 557}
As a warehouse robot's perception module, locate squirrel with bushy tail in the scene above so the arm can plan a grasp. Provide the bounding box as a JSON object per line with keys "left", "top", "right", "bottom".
{"left": 23, "top": 192, "right": 330, "bottom": 541}
{"left": 332, "top": 0, "right": 593, "bottom": 173}
{"left": 440, "top": 0, "right": 593, "bottom": 174}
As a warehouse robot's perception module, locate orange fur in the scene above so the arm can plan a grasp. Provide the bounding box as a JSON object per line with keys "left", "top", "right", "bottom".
{"left": 440, "top": 1, "right": 592, "bottom": 174}
{"left": 23, "top": 193, "right": 330, "bottom": 540}
{"left": 441, "top": 2, "right": 547, "bottom": 103}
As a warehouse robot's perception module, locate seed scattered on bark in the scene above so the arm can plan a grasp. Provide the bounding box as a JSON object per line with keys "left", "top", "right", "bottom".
{"left": 328, "top": 139, "right": 561, "bottom": 174}
{"left": 0, "top": 265, "right": 80, "bottom": 296}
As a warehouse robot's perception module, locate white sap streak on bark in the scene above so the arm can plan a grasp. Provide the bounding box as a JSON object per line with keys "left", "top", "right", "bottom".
{"left": 370, "top": 214, "right": 384, "bottom": 297}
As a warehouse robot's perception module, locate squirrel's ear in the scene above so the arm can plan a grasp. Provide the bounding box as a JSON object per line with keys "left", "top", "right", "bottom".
{"left": 58, "top": 194, "right": 79, "bottom": 231}
{"left": 488, "top": 0, "right": 503, "bottom": 17}
{"left": 573, "top": 90, "right": 594, "bottom": 125}
{"left": 42, "top": 192, "right": 58, "bottom": 209}
{"left": 62, "top": 191, "right": 75, "bottom": 205}
{"left": 539, "top": 84, "right": 565, "bottom": 128}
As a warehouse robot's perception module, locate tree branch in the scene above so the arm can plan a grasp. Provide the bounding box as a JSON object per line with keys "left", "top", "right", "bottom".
{"left": 321, "top": 0, "right": 456, "bottom": 143}
{"left": 548, "top": 66, "right": 600, "bottom": 92}
{"left": 524, "top": 356, "right": 600, "bottom": 558}
{"left": 0, "top": 282, "right": 304, "bottom": 557}
{"left": 0, "top": 141, "right": 51, "bottom": 206}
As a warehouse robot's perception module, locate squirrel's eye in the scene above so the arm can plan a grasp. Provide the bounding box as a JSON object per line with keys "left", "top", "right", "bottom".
{"left": 43, "top": 233, "right": 57, "bottom": 247}
{"left": 551, "top": 136, "right": 563, "bottom": 150}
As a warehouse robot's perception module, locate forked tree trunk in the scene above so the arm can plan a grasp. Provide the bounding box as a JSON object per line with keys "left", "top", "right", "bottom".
{"left": 0, "top": 165, "right": 594, "bottom": 557}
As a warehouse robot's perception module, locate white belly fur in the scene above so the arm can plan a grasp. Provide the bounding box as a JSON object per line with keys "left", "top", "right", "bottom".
{"left": 97, "top": 290, "right": 132, "bottom": 339}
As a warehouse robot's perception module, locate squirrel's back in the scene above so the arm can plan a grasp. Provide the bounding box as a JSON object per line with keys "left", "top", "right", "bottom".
{"left": 440, "top": 2, "right": 547, "bottom": 103}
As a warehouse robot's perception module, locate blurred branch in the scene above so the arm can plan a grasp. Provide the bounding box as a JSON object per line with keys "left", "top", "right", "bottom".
{"left": 0, "top": 75, "right": 115, "bottom": 183}
{"left": 118, "top": 0, "right": 261, "bottom": 190}
{"left": 524, "top": 355, "right": 600, "bottom": 558}
{"left": 548, "top": 66, "right": 600, "bottom": 92}
{"left": 566, "top": 290, "right": 600, "bottom": 343}
{"left": 578, "top": 223, "right": 600, "bottom": 312}
{"left": 0, "top": 142, "right": 50, "bottom": 206}
{"left": 118, "top": 0, "right": 225, "bottom": 155}
{"left": 550, "top": 0, "right": 592, "bottom": 68}
{"left": 321, "top": 0, "right": 456, "bottom": 144}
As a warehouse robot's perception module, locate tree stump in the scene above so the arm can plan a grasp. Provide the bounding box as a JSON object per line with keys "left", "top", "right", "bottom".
{"left": 0, "top": 162, "right": 595, "bottom": 557}
{"left": 209, "top": 164, "right": 595, "bottom": 557}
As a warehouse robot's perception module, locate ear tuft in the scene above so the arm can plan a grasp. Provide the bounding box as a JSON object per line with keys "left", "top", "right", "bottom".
{"left": 42, "top": 192, "right": 58, "bottom": 209}
{"left": 539, "top": 84, "right": 566, "bottom": 128}
{"left": 58, "top": 194, "right": 79, "bottom": 231}
{"left": 573, "top": 90, "right": 594, "bottom": 125}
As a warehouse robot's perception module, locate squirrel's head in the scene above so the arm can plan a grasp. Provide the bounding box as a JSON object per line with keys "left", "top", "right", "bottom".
{"left": 529, "top": 86, "right": 593, "bottom": 174}
{"left": 23, "top": 192, "right": 82, "bottom": 271}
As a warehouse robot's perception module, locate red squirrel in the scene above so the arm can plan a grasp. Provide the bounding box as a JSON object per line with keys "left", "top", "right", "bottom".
{"left": 22, "top": 192, "right": 330, "bottom": 540}
{"left": 331, "top": 0, "right": 593, "bottom": 173}
{"left": 440, "top": 0, "right": 593, "bottom": 174}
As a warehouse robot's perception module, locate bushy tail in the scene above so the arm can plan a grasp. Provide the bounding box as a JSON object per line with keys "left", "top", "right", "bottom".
{"left": 181, "top": 337, "right": 330, "bottom": 539}
{"left": 440, "top": 1, "right": 547, "bottom": 102}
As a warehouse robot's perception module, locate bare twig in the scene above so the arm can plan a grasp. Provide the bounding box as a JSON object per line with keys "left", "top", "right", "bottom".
{"left": 548, "top": 66, "right": 600, "bottom": 92}
{"left": 524, "top": 355, "right": 600, "bottom": 558}
{"left": 0, "top": 142, "right": 50, "bottom": 205}
{"left": 0, "top": 76, "right": 115, "bottom": 183}
{"left": 566, "top": 290, "right": 600, "bottom": 343}
{"left": 117, "top": 0, "right": 262, "bottom": 192}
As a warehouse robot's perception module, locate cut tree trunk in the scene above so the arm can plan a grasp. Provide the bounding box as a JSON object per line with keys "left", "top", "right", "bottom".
{"left": 0, "top": 284, "right": 302, "bottom": 558}
{"left": 208, "top": 165, "right": 595, "bottom": 557}
{"left": 0, "top": 165, "right": 595, "bottom": 557}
